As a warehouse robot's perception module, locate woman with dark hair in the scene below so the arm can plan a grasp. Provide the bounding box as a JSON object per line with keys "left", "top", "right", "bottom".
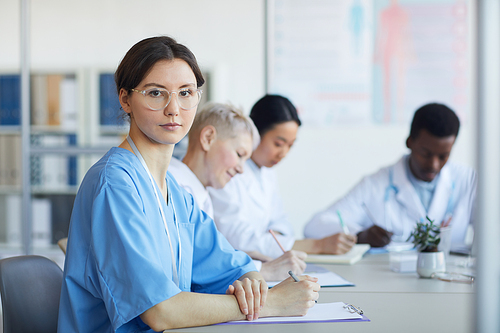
{"left": 58, "top": 38, "right": 319, "bottom": 332}
{"left": 210, "top": 95, "right": 357, "bottom": 265}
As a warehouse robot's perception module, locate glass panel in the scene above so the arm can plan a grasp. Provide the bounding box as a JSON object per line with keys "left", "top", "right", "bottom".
{"left": 0, "top": 0, "right": 23, "bottom": 257}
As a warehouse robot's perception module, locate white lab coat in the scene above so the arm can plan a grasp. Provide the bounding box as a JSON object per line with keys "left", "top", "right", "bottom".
{"left": 209, "top": 159, "right": 295, "bottom": 259}
{"left": 169, "top": 158, "right": 264, "bottom": 270}
{"left": 304, "top": 156, "right": 477, "bottom": 247}
{"left": 168, "top": 158, "right": 214, "bottom": 219}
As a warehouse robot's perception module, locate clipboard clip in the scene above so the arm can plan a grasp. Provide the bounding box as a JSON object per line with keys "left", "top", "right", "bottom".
{"left": 343, "top": 303, "right": 364, "bottom": 315}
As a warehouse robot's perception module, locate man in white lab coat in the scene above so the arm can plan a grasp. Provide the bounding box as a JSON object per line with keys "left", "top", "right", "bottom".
{"left": 304, "top": 103, "right": 476, "bottom": 250}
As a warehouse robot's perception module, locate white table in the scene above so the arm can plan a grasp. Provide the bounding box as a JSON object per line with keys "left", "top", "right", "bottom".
{"left": 167, "top": 253, "right": 474, "bottom": 333}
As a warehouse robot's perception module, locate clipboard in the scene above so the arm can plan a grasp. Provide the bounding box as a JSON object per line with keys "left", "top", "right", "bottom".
{"left": 305, "top": 244, "right": 371, "bottom": 265}
{"left": 217, "top": 302, "right": 370, "bottom": 325}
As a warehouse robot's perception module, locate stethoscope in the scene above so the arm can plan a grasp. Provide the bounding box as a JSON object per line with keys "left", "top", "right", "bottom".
{"left": 384, "top": 165, "right": 456, "bottom": 240}
{"left": 127, "top": 136, "right": 181, "bottom": 287}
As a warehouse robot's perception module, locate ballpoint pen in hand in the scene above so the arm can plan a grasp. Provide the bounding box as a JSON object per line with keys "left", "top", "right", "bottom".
{"left": 288, "top": 270, "right": 300, "bottom": 282}
{"left": 336, "top": 210, "right": 350, "bottom": 234}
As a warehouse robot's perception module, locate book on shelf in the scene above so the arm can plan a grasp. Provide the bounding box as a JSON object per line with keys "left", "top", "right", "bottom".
{"left": 0, "top": 75, "right": 21, "bottom": 126}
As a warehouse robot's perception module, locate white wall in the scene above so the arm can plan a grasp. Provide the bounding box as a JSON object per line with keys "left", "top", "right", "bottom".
{"left": 0, "top": 0, "right": 21, "bottom": 68}
{"left": 1, "top": 0, "right": 476, "bottom": 239}
{"left": 1, "top": 0, "right": 266, "bottom": 111}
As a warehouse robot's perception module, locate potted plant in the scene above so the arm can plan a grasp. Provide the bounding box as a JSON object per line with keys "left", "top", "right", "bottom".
{"left": 407, "top": 216, "right": 446, "bottom": 278}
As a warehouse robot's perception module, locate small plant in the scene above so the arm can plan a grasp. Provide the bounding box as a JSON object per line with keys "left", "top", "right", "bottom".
{"left": 407, "top": 216, "right": 441, "bottom": 252}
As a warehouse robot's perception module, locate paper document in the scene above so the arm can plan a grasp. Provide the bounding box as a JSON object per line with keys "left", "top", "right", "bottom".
{"left": 368, "top": 241, "right": 415, "bottom": 254}
{"left": 305, "top": 244, "right": 371, "bottom": 265}
{"left": 220, "top": 302, "right": 366, "bottom": 325}
{"left": 267, "top": 264, "right": 354, "bottom": 287}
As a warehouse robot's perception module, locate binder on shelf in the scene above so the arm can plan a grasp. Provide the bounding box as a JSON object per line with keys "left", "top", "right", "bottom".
{"left": 67, "top": 134, "right": 78, "bottom": 186}
{"left": 0, "top": 134, "right": 22, "bottom": 186}
{"left": 99, "top": 73, "right": 125, "bottom": 126}
{"left": 47, "top": 74, "right": 63, "bottom": 126}
{"left": 40, "top": 135, "right": 66, "bottom": 189}
{"left": 49, "top": 194, "right": 75, "bottom": 245}
{"left": 30, "top": 135, "right": 43, "bottom": 187}
{"left": 0, "top": 75, "right": 21, "bottom": 126}
{"left": 0, "top": 135, "right": 6, "bottom": 185}
{"left": 8, "top": 134, "right": 21, "bottom": 186}
{"left": 0, "top": 194, "right": 22, "bottom": 245}
{"left": 31, "top": 133, "right": 77, "bottom": 189}
{"left": 59, "top": 75, "right": 78, "bottom": 131}
{"left": 31, "top": 73, "right": 77, "bottom": 130}
{"left": 31, "top": 74, "right": 49, "bottom": 126}
{"left": 31, "top": 197, "right": 52, "bottom": 247}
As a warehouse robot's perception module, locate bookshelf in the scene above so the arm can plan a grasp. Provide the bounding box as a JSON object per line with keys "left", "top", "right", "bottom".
{"left": 0, "top": 69, "right": 125, "bottom": 255}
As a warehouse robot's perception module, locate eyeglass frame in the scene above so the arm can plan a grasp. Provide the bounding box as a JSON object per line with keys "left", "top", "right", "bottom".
{"left": 130, "top": 87, "right": 203, "bottom": 111}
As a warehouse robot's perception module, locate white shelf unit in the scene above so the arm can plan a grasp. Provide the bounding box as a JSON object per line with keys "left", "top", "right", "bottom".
{"left": 0, "top": 68, "right": 126, "bottom": 254}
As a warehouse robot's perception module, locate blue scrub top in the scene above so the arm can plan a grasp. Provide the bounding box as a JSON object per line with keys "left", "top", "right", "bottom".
{"left": 57, "top": 148, "right": 256, "bottom": 333}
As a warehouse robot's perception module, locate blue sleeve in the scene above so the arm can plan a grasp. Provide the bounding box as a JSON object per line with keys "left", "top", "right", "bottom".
{"left": 187, "top": 194, "right": 257, "bottom": 294}
{"left": 90, "top": 182, "right": 181, "bottom": 330}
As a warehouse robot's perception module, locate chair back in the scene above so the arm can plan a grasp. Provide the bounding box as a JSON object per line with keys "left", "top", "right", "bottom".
{"left": 0, "top": 255, "right": 63, "bottom": 333}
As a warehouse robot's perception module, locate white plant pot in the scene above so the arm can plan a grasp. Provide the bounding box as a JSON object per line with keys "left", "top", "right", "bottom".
{"left": 416, "top": 251, "right": 446, "bottom": 278}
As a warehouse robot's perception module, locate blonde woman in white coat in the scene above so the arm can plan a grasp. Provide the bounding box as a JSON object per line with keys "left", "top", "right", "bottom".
{"left": 169, "top": 102, "right": 308, "bottom": 281}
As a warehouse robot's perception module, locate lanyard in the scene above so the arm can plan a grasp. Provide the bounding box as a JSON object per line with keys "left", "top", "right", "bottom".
{"left": 127, "top": 136, "right": 181, "bottom": 287}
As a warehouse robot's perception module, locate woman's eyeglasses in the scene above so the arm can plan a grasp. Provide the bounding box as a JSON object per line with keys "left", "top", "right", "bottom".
{"left": 131, "top": 87, "right": 202, "bottom": 111}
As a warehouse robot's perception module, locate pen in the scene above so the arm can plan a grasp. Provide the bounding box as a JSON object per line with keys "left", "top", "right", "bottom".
{"left": 269, "top": 229, "right": 286, "bottom": 253}
{"left": 336, "top": 210, "right": 350, "bottom": 234}
{"left": 288, "top": 270, "right": 300, "bottom": 282}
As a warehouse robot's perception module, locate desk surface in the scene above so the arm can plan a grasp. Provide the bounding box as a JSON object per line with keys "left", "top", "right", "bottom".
{"left": 322, "top": 253, "right": 474, "bottom": 294}
{"left": 167, "top": 253, "right": 474, "bottom": 333}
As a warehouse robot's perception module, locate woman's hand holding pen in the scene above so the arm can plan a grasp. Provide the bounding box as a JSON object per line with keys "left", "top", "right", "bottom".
{"left": 260, "top": 250, "right": 307, "bottom": 281}
{"left": 226, "top": 272, "right": 268, "bottom": 321}
{"left": 319, "top": 233, "right": 357, "bottom": 254}
{"left": 357, "top": 225, "right": 393, "bottom": 247}
{"left": 260, "top": 275, "right": 320, "bottom": 317}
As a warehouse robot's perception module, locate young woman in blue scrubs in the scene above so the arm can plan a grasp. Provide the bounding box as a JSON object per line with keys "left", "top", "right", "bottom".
{"left": 57, "top": 36, "right": 320, "bottom": 332}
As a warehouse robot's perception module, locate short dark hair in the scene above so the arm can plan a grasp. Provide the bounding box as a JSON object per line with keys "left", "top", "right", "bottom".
{"left": 115, "top": 36, "right": 205, "bottom": 96}
{"left": 249, "top": 94, "right": 301, "bottom": 135}
{"left": 409, "top": 103, "right": 460, "bottom": 139}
